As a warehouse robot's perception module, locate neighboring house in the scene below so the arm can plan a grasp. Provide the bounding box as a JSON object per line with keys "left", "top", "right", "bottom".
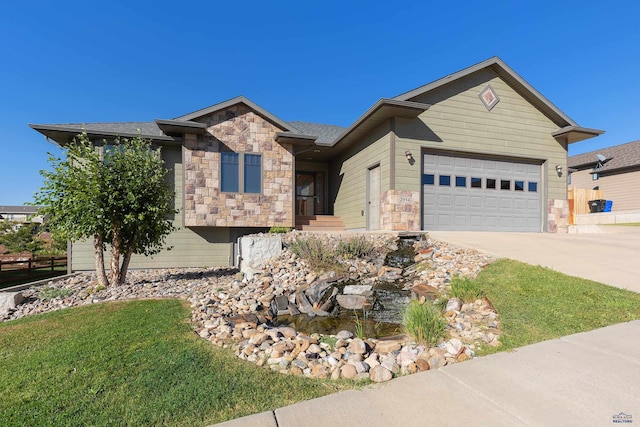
{"left": 0, "top": 206, "right": 43, "bottom": 231}
{"left": 568, "top": 140, "right": 640, "bottom": 211}
{"left": 30, "top": 56, "right": 603, "bottom": 271}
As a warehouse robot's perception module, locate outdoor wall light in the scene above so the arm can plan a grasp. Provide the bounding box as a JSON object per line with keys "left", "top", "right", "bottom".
{"left": 555, "top": 164, "right": 563, "bottom": 177}
{"left": 405, "top": 150, "right": 414, "bottom": 161}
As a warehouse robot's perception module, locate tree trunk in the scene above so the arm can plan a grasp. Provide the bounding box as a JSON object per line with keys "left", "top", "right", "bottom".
{"left": 119, "top": 251, "right": 132, "bottom": 285}
{"left": 109, "top": 244, "right": 121, "bottom": 285}
{"left": 93, "top": 233, "right": 109, "bottom": 288}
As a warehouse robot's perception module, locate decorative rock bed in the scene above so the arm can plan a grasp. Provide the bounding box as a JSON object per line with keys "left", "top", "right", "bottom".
{"left": 1, "top": 233, "right": 500, "bottom": 382}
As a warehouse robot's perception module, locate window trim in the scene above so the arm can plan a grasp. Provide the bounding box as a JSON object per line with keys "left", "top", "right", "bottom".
{"left": 220, "top": 151, "right": 262, "bottom": 194}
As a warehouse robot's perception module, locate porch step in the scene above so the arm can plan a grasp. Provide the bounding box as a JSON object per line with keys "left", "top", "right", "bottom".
{"left": 295, "top": 215, "right": 345, "bottom": 231}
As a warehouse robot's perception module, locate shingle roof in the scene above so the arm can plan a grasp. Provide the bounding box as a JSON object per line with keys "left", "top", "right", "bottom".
{"left": 287, "top": 121, "right": 347, "bottom": 145}
{"left": 568, "top": 140, "right": 640, "bottom": 173}
{"left": 45, "top": 122, "right": 165, "bottom": 138}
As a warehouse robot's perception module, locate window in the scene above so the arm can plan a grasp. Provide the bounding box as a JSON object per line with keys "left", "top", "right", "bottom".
{"left": 567, "top": 173, "right": 572, "bottom": 185}
{"left": 471, "top": 177, "right": 482, "bottom": 188}
{"left": 500, "top": 180, "right": 511, "bottom": 190}
{"left": 244, "top": 154, "right": 261, "bottom": 193}
{"left": 455, "top": 176, "right": 466, "bottom": 187}
{"left": 439, "top": 175, "right": 451, "bottom": 186}
{"left": 514, "top": 181, "right": 524, "bottom": 191}
{"left": 422, "top": 174, "right": 434, "bottom": 185}
{"left": 592, "top": 173, "right": 599, "bottom": 181}
{"left": 486, "top": 178, "right": 496, "bottom": 189}
{"left": 221, "top": 152, "right": 262, "bottom": 193}
{"left": 221, "top": 152, "right": 239, "bottom": 192}
{"left": 528, "top": 182, "right": 538, "bottom": 192}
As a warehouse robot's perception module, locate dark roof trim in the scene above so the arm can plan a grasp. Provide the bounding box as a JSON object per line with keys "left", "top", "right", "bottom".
{"left": 274, "top": 132, "right": 318, "bottom": 145}
{"left": 174, "top": 96, "right": 299, "bottom": 133}
{"left": 552, "top": 126, "right": 605, "bottom": 144}
{"left": 29, "top": 123, "right": 179, "bottom": 146}
{"left": 155, "top": 119, "right": 208, "bottom": 135}
{"left": 328, "top": 99, "right": 431, "bottom": 148}
{"left": 394, "top": 56, "right": 579, "bottom": 128}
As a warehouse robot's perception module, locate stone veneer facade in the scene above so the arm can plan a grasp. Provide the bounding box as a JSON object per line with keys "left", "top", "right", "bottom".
{"left": 547, "top": 198, "right": 569, "bottom": 233}
{"left": 380, "top": 190, "right": 421, "bottom": 231}
{"left": 183, "top": 105, "right": 294, "bottom": 227}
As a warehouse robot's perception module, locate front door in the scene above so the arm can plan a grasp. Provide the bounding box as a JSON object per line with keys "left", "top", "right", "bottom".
{"left": 368, "top": 165, "right": 381, "bottom": 230}
{"left": 296, "top": 172, "right": 324, "bottom": 216}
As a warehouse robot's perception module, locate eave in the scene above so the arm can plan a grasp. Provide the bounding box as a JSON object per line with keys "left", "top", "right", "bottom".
{"left": 552, "top": 126, "right": 605, "bottom": 144}
{"left": 155, "top": 119, "right": 207, "bottom": 136}
{"left": 29, "top": 124, "right": 179, "bottom": 146}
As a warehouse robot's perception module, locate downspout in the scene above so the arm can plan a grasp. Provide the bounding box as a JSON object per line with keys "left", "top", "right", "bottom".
{"left": 389, "top": 118, "right": 396, "bottom": 190}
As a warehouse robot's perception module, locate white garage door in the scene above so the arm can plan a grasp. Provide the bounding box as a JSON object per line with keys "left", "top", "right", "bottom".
{"left": 422, "top": 152, "right": 542, "bottom": 232}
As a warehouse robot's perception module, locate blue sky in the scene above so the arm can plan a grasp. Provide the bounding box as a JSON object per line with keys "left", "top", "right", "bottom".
{"left": 1, "top": 1, "right": 639, "bottom": 205}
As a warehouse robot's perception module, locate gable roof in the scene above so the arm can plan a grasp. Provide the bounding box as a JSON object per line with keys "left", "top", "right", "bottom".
{"left": 568, "top": 140, "right": 640, "bottom": 173}
{"left": 175, "top": 96, "right": 299, "bottom": 133}
{"left": 393, "top": 56, "right": 603, "bottom": 143}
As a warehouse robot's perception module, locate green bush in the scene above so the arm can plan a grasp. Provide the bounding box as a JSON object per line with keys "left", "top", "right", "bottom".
{"left": 268, "top": 226, "right": 291, "bottom": 234}
{"left": 336, "top": 235, "right": 374, "bottom": 258}
{"left": 287, "top": 235, "right": 338, "bottom": 271}
{"left": 450, "top": 276, "right": 485, "bottom": 302}
{"left": 402, "top": 300, "right": 447, "bottom": 346}
{"left": 39, "top": 286, "right": 74, "bottom": 301}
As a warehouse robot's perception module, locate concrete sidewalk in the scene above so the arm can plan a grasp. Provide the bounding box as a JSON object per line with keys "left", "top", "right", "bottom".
{"left": 212, "top": 229, "right": 640, "bottom": 426}
{"left": 213, "top": 321, "right": 640, "bottom": 427}
{"left": 430, "top": 227, "right": 640, "bottom": 293}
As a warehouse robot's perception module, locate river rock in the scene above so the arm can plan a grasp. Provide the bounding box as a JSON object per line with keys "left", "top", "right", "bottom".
{"left": 0, "top": 292, "right": 24, "bottom": 314}
{"left": 374, "top": 339, "right": 402, "bottom": 354}
{"left": 348, "top": 338, "right": 367, "bottom": 354}
{"left": 340, "top": 364, "right": 357, "bottom": 379}
{"left": 445, "top": 298, "right": 462, "bottom": 312}
{"left": 343, "top": 285, "right": 373, "bottom": 295}
{"left": 336, "top": 330, "right": 353, "bottom": 340}
{"left": 336, "top": 294, "right": 371, "bottom": 310}
{"left": 369, "top": 365, "right": 393, "bottom": 382}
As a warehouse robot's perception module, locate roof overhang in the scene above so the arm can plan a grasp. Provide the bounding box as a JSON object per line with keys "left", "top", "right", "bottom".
{"left": 29, "top": 124, "right": 179, "bottom": 146}
{"left": 155, "top": 119, "right": 207, "bottom": 136}
{"left": 275, "top": 132, "right": 318, "bottom": 145}
{"left": 552, "top": 126, "right": 605, "bottom": 144}
{"left": 330, "top": 99, "right": 431, "bottom": 149}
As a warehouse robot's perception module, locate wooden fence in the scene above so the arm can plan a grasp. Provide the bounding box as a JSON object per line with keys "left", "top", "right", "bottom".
{"left": 568, "top": 187, "right": 603, "bottom": 224}
{"left": 0, "top": 256, "right": 67, "bottom": 274}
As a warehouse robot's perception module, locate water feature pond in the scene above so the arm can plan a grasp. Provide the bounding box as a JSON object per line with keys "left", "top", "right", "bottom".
{"left": 272, "top": 234, "right": 422, "bottom": 338}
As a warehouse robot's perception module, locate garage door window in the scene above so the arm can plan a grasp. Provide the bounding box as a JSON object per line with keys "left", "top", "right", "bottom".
{"left": 456, "top": 176, "right": 466, "bottom": 187}
{"left": 500, "top": 180, "right": 511, "bottom": 190}
{"left": 471, "top": 177, "right": 482, "bottom": 188}
{"left": 486, "top": 179, "right": 496, "bottom": 189}
{"left": 439, "top": 175, "right": 451, "bottom": 186}
{"left": 528, "top": 182, "right": 538, "bottom": 192}
{"left": 515, "top": 181, "right": 524, "bottom": 191}
{"left": 422, "top": 174, "right": 435, "bottom": 185}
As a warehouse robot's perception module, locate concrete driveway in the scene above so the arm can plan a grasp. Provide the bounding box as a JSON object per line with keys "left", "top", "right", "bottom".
{"left": 429, "top": 226, "right": 640, "bottom": 293}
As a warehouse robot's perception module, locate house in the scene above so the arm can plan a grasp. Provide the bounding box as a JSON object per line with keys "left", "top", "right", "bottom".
{"left": 0, "top": 206, "right": 43, "bottom": 231}
{"left": 30, "top": 56, "right": 603, "bottom": 271}
{"left": 568, "top": 140, "right": 640, "bottom": 211}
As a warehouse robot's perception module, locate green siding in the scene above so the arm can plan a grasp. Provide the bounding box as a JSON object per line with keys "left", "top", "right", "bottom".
{"left": 330, "top": 122, "right": 390, "bottom": 229}
{"left": 71, "top": 145, "right": 234, "bottom": 271}
{"left": 394, "top": 69, "right": 567, "bottom": 201}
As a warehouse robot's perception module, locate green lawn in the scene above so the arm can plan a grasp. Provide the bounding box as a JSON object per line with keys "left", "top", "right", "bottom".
{"left": 475, "top": 259, "right": 640, "bottom": 353}
{"left": 3, "top": 260, "right": 640, "bottom": 425}
{"left": 0, "top": 300, "right": 348, "bottom": 426}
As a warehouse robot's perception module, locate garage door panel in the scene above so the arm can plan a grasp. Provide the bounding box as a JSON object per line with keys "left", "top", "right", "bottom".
{"left": 423, "top": 153, "right": 541, "bottom": 232}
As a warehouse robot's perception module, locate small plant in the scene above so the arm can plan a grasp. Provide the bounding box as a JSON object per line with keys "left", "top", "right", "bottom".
{"left": 287, "top": 235, "right": 339, "bottom": 271}
{"left": 336, "top": 235, "right": 374, "bottom": 258}
{"left": 353, "top": 311, "right": 365, "bottom": 339}
{"left": 450, "top": 276, "right": 485, "bottom": 302}
{"left": 268, "top": 226, "right": 291, "bottom": 234}
{"left": 433, "top": 296, "right": 449, "bottom": 313}
{"left": 39, "top": 286, "right": 74, "bottom": 302}
{"left": 402, "top": 300, "right": 447, "bottom": 346}
{"left": 319, "top": 335, "right": 338, "bottom": 351}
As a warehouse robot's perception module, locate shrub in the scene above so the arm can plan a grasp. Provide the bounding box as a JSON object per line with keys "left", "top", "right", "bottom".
{"left": 402, "top": 300, "right": 447, "bottom": 346}
{"left": 336, "top": 235, "right": 374, "bottom": 258}
{"left": 268, "top": 226, "right": 290, "bottom": 234}
{"left": 39, "top": 286, "right": 74, "bottom": 302}
{"left": 450, "top": 276, "right": 485, "bottom": 302}
{"left": 287, "top": 235, "right": 338, "bottom": 271}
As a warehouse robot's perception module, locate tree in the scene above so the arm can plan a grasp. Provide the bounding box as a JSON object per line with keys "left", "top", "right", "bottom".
{"left": 0, "top": 223, "right": 44, "bottom": 255}
{"left": 34, "top": 133, "right": 177, "bottom": 287}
